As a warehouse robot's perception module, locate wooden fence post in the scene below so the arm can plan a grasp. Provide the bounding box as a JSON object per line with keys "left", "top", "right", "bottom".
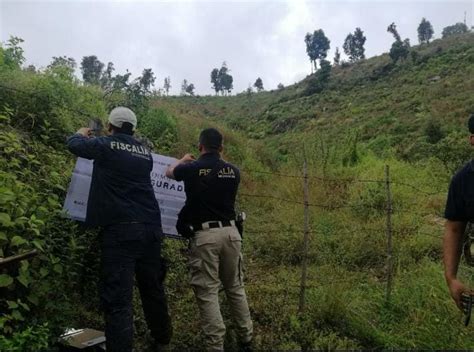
{"left": 385, "top": 164, "right": 393, "bottom": 302}
{"left": 299, "top": 146, "right": 310, "bottom": 313}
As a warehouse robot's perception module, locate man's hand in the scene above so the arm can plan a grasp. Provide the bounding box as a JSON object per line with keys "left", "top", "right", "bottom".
{"left": 76, "top": 127, "right": 92, "bottom": 137}
{"left": 448, "top": 278, "right": 469, "bottom": 310}
{"left": 180, "top": 154, "right": 195, "bottom": 163}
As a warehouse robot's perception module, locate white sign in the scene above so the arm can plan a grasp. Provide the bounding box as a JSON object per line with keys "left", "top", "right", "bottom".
{"left": 63, "top": 155, "right": 186, "bottom": 238}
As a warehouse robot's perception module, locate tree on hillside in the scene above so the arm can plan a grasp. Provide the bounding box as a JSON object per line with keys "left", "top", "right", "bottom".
{"left": 186, "top": 83, "right": 195, "bottom": 96}
{"left": 2, "top": 36, "right": 25, "bottom": 69}
{"left": 304, "top": 29, "right": 330, "bottom": 73}
{"left": 333, "top": 47, "right": 341, "bottom": 65}
{"left": 181, "top": 79, "right": 188, "bottom": 95}
{"left": 25, "top": 65, "right": 36, "bottom": 73}
{"left": 47, "top": 56, "right": 76, "bottom": 80}
{"left": 387, "top": 22, "right": 401, "bottom": 42}
{"left": 343, "top": 28, "right": 366, "bottom": 62}
{"left": 277, "top": 83, "right": 285, "bottom": 90}
{"left": 210, "top": 62, "right": 233, "bottom": 95}
{"left": 387, "top": 22, "right": 410, "bottom": 63}
{"left": 111, "top": 70, "right": 131, "bottom": 91}
{"left": 138, "top": 68, "right": 155, "bottom": 94}
{"left": 81, "top": 55, "right": 104, "bottom": 85}
{"left": 163, "top": 77, "right": 171, "bottom": 96}
{"left": 246, "top": 85, "right": 253, "bottom": 99}
{"left": 219, "top": 62, "right": 233, "bottom": 95}
{"left": 210, "top": 68, "right": 221, "bottom": 95}
{"left": 254, "top": 77, "right": 264, "bottom": 92}
{"left": 181, "top": 79, "right": 195, "bottom": 95}
{"left": 220, "top": 74, "right": 233, "bottom": 96}
{"left": 125, "top": 69, "right": 156, "bottom": 110}
{"left": 100, "top": 62, "right": 115, "bottom": 89}
{"left": 343, "top": 34, "right": 354, "bottom": 61}
{"left": 389, "top": 39, "right": 411, "bottom": 63}
{"left": 417, "top": 18, "right": 434, "bottom": 44}
{"left": 442, "top": 22, "right": 468, "bottom": 38}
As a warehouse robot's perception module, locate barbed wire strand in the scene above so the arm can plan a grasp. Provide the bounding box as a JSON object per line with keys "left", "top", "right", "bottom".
{"left": 241, "top": 169, "right": 447, "bottom": 196}
{"left": 243, "top": 227, "right": 383, "bottom": 236}
{"left": 239, "top": 192, "right": 390, "bottom": 211}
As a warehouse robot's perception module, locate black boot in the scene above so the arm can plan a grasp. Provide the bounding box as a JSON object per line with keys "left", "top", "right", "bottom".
{"left": 239, "top": 340, "right": 253, "bottom": 352}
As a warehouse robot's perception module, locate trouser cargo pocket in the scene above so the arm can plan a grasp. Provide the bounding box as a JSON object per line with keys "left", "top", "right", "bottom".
{"left": 188, "top": 257, "right": 205, "bottom": 289}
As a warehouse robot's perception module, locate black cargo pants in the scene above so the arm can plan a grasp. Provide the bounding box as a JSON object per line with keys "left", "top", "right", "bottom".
{"left": 99, "top": 223, "right": 172, "bottom": 352}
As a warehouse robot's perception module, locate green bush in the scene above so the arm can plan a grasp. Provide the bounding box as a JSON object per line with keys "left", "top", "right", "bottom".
{"left": 434, "top": 131, "right": 471, "bottom": 174}
{"left": 0, "top": 323, "right": 50, "bottom": 352}
{"left": 0, "top": 112, "right": 95, "bottom": 345}
{"left": 139, "top": 108, "right": 178, "bottom": 153}
{"left": 425, "top": 119, "right": 444, "bottom": 144}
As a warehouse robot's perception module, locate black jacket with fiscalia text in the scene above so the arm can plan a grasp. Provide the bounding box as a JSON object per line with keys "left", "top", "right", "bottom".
{"left": 67, "top": 133, "right": 162, "bottom": 229}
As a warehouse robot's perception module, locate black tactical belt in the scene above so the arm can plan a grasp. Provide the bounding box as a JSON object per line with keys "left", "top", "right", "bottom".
{"left": 193, "top": 220, "right": 235, "bottom": 231}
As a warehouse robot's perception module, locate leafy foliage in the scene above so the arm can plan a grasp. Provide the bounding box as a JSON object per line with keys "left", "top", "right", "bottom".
{"left": 254, "top": 77, "right": 264, "bottom": 92}
{"left": 343, "top": 28, "right": 366, "bottom": 62}
{"left": 180, "top": 79, "right": 195, "bottom": 96}
{"left": 46, "top": 56, "right": 77, "bottom": 81}
{"left": 433, "top": 131, "right": 472, "bottom": 174}
{"left": 305, "top": 29, "right": 330, "bottom": 72}
{"left": 80, "top": 55, "right": 104, "bottom": 85}
{"left": 139, "top": 108, "right": 178, "bottom": 154}
{"left": 333, "top": 47, "right": 341, "bottom": 66}
{"left": 0, "top": 323, "right": 50, "bottom": 352}
{"left": 417, "top": 18, "right": 434, "bottom": 44}
{"left": 163, "top": 76, "right": 171, "bottom": 96}
{"left": 304, "top": 59, "right": 332, "bottom": 96}
{"left": 210, "top": 62, "right": 234, "bottom": 96}
{"left": 387, "top": 23, "right": 411, "bottom": 63}
{"left": 442, "top": 22, "right": 469, "bottom": 38}
{"left": 0, "top": 37, "right": 25, "bottom": 70}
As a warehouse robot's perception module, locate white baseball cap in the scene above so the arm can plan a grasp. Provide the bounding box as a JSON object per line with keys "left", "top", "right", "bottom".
{"left": 108, "top": 107, "right": 137, "bottom": 130}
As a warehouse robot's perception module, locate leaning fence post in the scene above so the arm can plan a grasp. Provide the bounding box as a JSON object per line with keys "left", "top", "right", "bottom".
{"left": 385, "top": 164, "right": 393, "bottom": 302}
{"left": 298, "top": 146, "right": 310, "bottom": 314}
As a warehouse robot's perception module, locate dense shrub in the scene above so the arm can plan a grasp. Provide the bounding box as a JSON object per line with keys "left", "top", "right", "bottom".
{"left": 425, "top": 119, "right": 444, "bottom": 144}
{"left": 139, "top": 108, "right": 178, "bottom": 154}
{"left": 433, "top": 131, "right": 472, "bottom": 174}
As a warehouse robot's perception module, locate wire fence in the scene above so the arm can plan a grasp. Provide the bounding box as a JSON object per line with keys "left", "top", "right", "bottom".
{"left": 238, "top": 157, "right": 450, "bottom": 307}
{"left": 241, "top": 168, "right": 447, "bottom": 195}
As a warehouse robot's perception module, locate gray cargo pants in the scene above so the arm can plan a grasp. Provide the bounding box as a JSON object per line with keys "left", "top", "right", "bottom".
{"left": 188, "top": 225, "right": 253, "bottom": 351}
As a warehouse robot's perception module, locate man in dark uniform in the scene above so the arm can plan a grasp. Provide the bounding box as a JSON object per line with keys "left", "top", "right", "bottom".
{"left": 67, "top": 107, "right": 171, "bottom": 352}
{"left": 166, "top": 128, "right": 253, "bottom": 351}
{"left": 444, "top": 114, "right": 474, "bottom": 310}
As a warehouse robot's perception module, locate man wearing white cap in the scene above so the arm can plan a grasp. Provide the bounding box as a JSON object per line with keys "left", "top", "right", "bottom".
{"left": 67, "top": 107, "right": 172, "bottom": 352}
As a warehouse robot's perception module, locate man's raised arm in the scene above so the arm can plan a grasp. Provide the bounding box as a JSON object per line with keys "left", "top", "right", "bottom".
{"left": 67, "top": 127, "right": 102, "bottom": 160}
{"left": 165, "top": 153, "right": 195, "bottom": 180}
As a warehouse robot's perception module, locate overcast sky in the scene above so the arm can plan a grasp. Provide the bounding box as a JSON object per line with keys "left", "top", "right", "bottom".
{"left": 1, "top": 0, "right": 472, "bottom": 95}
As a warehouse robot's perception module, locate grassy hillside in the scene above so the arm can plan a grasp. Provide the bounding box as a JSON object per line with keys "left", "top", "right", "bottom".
{"left": 158, "top": 32, "right": 474, "bottom": 165}
{"left": 154, "top": 32, "right": 474, "bottom": 349}
{"left": 1, "top": 32, "right": 474, "bottom": 350}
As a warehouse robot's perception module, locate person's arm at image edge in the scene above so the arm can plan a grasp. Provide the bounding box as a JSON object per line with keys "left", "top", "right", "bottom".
{"left": 444, "top": 219, "right": 468, "bottom": 309}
